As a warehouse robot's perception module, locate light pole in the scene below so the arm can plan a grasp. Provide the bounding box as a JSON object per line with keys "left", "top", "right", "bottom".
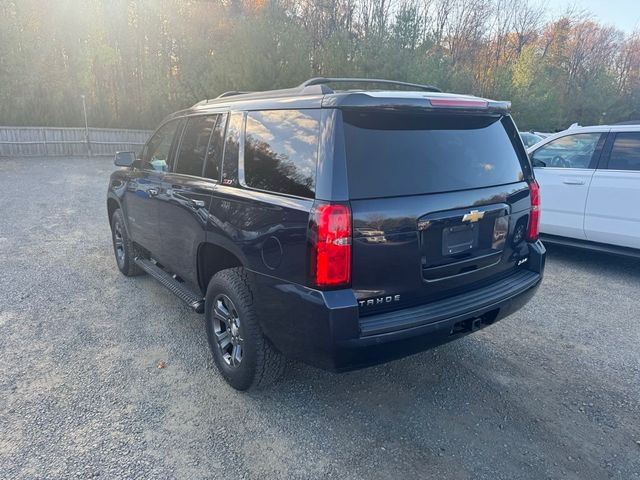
{"left": 81, "top": 94, "right": 92, "bottom": 157}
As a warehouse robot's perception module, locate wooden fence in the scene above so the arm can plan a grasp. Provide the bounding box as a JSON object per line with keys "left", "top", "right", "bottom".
{"left": 0, "top": 126, "right": 152, "bottom": 157}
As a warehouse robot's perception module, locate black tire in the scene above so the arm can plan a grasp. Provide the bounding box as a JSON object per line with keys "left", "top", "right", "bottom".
{"left": 205, "top": 268, "right": 285, "bottom": 390}
{"left": 110, "top": 208, "right": 144, "bottom": 277}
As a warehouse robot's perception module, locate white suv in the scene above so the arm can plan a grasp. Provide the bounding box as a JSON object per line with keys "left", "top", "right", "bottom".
{"left": 527, "top": 124, "right": 640, "bottom": 255}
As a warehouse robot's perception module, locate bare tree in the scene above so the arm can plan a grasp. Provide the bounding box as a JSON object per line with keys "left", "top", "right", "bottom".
{"left": 447, "top": 0, "right": 491, "bottom": 65}
{"left": 615, "top": 31, "right": 640, "bottom": 94}
{"left": 512, "top": 0, "right": 546, "bottom": 55}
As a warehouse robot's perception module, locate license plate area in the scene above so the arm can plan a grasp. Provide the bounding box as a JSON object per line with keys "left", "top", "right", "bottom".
{"left": 442, "top": 223, "right": 479, "bottom": 256}
{"left": 419, "top": 203, "right": 510, "bottom": 282}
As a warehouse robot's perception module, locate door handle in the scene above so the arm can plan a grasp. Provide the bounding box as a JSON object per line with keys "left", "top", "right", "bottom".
{"left": 562, "top": 180, "right": 585, "bottom": 185}
{"left": 147, "top": 188, "right": 159, "bottom": 196}
{"left": 173, "top": 191, "right": 206, "bottom": 208}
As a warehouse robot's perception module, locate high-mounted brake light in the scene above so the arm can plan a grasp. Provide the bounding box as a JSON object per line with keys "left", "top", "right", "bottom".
{"left": 429, "top": 98, "right": 488, "bottom": 108}
{"left": 308, "top": 202, "right": 352, "bottom": 288}
{"left": 527, "top": 180, "right": 540, "bottom": 242}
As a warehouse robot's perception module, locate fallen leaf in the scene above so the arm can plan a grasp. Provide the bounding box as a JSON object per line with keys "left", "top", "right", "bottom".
{"left": 157, "top": 360, "right": 166, "bottom": 369}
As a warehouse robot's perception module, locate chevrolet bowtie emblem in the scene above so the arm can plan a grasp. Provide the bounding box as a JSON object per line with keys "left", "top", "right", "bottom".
{"left": 462, "top": 210, "right": 485, "bottom": 223}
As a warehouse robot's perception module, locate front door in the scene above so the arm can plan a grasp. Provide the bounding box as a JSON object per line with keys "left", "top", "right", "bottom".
{"left": 531, "top": 132, "right": 605, "bottom": 240}
{"left": 124, "top": 119, "right": 181, "bottom": 253}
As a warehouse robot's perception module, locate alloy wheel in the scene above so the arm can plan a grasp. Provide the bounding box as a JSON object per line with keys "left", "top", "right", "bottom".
{"left": 113, "top": 221, "right": 125, "bottom": 266}
{"left": 212, "top": 294, "right": 243, "bottom": 368}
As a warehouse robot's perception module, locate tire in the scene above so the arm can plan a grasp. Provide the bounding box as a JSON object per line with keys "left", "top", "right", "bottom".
{"left": 110, "top": 208, "right": 144, "bottom": 277}
{"left": 205, "top": 268, "right": 285, "bottom": 390}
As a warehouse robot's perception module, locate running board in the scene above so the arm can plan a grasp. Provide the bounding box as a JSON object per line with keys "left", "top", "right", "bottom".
{"left": 540, "top": 234, "right": 640, "bottom": 259}
{"left": 134, "top": 258, "right": 205, "bottom": 313}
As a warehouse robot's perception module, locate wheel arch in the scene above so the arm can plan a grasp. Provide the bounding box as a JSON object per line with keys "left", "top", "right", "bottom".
{"left": 197, "top": 242, "right": 246, "bottom": 294}
{"left": 107, "top": 195, "right": 134, "bottom": 238}
{"left": 107, "top": 196, "right": 120, "bottom": 227}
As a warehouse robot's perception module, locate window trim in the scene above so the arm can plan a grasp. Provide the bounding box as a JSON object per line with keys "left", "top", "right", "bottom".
{"left": 503, "top": 115, "right": 533, "bottom": 181}
{"left": 597, "top": 132, "right": 615, "bottom": 170}
{"left": 213, "top": 113, "right": 230, "bottom": 182}
{"left": 236, "top": 111, "right": 248, "bottom": 187}
{"left": 220, "top": 110, "right": 244, "bottom": 186}
{"left": 238, "top": 109, "right": 320, "bottom": 201}
{"left": 170, "top": 118, "right": 188, "bottom": 173}
{"left": 531, "top": 132, "right": 606, "bottom": 170}
{"left": 599, "top": 131, "right": 640, "bottom": 172}
{"left": 203, "top": 112, "right": 228, "bottom": 182}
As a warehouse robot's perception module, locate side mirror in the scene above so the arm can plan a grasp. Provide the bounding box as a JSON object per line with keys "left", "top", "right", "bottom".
{"left": 114, "top": 151, "right": 136, "bottom": 167}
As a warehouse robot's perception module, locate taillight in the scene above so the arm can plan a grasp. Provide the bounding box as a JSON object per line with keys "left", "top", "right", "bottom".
{"left": 527, "top": 180, "right": 540, "bottom": 242}
{"left": 429, "top": 98, "right": 488, "bottom": 108}
{"left": 308, "top": 202, "right": 352, "bottom": 288}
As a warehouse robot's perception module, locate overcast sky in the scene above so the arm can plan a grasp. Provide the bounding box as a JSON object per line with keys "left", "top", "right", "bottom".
{"left": 555, "top": 0, "right": 640, "bottom": 33}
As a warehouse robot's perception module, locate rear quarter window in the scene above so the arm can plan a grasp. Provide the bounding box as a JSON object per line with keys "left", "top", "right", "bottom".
{"left": 244, "top": 109, "right": 321, "bottom": 199}
{"left": 342, "top": 111, "right": 525, "bottom": 199}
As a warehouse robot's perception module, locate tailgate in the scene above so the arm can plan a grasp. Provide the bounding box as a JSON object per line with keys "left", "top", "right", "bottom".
{"left": 351, "top": 184, "right": 532, "bottom": 315}
{"left": 341, "top": 109, "right": 534, "bottom": 316}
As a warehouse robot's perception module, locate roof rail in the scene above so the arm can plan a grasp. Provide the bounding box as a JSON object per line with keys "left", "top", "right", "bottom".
{"left": 300, "top": 77, "right": 441, "bottom": 93}
{"left": 191, "top": 91, "right": 252, "bottom": 107}
{"left": 216, "top": 90, "right": 253, "bottom": 99}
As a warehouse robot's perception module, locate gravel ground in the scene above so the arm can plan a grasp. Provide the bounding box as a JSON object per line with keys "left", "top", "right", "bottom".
{"left": 1, "top": 156, "right": 639, "bottom": 480}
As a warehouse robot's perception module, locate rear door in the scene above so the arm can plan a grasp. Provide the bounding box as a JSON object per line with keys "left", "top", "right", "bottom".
{"left": 341, "top": 110, "right": 535, "bottom": 315}
{"left": 530, "top": 132, "right": 605, "bottom": 240}
{"left": 585, "top": 131, "right": 640, "bottom": 249}
{"left": 153, "top": 114, "right": 226, "bottom": 286}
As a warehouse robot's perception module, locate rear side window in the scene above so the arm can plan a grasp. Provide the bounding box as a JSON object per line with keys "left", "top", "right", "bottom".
{"left": 174, "top": 115, "right": 217, "bottom": 177}
{"left": 342, "top": 112, "right": 525, "bottom": 199}
{"left": 608, "top": 133, "right": 640, "bottom": 171}
{"left": 244, "top": 110, "right": 321, "bottom": 199}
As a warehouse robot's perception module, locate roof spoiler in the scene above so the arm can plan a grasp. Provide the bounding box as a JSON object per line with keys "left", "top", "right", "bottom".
{"left": 322, "top": 94, "right": 511, "bottom": 113}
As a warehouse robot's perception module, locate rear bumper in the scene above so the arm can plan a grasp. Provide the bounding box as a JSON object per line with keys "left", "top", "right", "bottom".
{"left": 332, "top": 272, "right": 540, "bottom": 371}
{"left": 252, "top": 240, "right": 545, "bottom": 371}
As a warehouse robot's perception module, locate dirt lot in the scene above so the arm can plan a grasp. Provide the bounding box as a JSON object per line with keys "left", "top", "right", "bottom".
{"left": 1, "top": 156, "right": 639, "bottom": 480}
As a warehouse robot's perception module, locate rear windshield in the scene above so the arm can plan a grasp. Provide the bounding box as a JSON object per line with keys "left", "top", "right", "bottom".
{"left": 342, "top": 111, "right": 524, "bottom": 199}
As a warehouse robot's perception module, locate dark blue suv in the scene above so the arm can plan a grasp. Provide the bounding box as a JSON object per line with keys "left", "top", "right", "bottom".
{"left": 107, "top": 78, "right": 545, "bottom": 390}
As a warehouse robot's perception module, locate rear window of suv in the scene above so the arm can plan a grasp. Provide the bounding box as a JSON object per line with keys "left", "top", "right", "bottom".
{"left": 342, "top": 111, "right": 525, "bottom": 199}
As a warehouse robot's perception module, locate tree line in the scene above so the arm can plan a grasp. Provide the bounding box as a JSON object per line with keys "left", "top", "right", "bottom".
{"left": 1, "top": 0, "right": 639, "bottom": 131}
